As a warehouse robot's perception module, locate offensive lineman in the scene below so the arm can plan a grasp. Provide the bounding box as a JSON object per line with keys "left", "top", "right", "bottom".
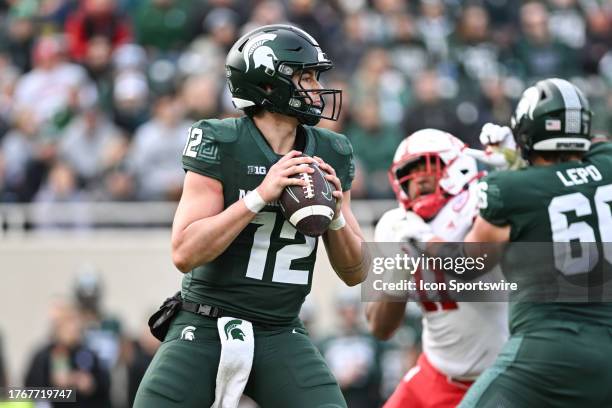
{"left": 366, "top": 129, "right": 508, "bottom": 408}
{"left": 406, "top": 78, "right": 612, "bottom": 407}
{"left": 134, "top": 25, "right": 367, "bottom": 408}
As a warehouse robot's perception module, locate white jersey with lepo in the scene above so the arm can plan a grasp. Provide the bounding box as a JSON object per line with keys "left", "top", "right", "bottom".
{"left": 375, "top": 182, "right": 508, "bottom": 379}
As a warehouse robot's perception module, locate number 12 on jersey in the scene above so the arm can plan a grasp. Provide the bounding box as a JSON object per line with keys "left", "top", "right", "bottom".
{"left": 245, "top": 212, "right": 316, "bottom": 285}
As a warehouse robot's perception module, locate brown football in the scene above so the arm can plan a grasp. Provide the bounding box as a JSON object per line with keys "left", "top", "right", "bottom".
{"left": 279, "top": 159, "right": 337, "bottom": 237}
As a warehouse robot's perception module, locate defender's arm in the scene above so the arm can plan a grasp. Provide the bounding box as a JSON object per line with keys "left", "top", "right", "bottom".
{"left": 365, "top": 301, "right": 407, "bottom": 340}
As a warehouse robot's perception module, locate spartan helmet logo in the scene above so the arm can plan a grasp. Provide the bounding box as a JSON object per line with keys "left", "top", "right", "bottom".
{"left": 243, "top": 33, "right": 278, "bottom": 75}
{"left": 512, "top": 86, "right": 539, "bottom": 126}
{"left": 180, "top": 326, "right": 196, "bottom": 341}
{"left": 224, "top": 319, "right": 246, "bottom": 341}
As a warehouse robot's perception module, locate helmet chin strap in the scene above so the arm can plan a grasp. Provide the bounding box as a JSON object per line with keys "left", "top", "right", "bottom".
{"left": 410, "top": 193, "right": 451, "bottom": 221}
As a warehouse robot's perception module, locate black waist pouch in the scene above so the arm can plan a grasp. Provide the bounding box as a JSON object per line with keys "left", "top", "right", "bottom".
{"left": 148, "top": 291, "right": 183, "bottom": 341}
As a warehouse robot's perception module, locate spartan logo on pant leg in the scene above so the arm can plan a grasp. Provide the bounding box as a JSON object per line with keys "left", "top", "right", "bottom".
{"left": 224, "top": 319, "right": 246, "bottom": 341}
{"left": 181, "top": 326, "right": 196, "bottom": 341}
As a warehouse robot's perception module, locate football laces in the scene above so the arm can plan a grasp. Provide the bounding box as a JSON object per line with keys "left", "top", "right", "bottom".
{"left": 301, "top": 172, "right": 315, "bottom": 199}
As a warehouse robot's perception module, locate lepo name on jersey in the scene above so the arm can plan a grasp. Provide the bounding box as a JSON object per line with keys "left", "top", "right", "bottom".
{"left": 556, "top": 164, "right": 602, "bottom": 187}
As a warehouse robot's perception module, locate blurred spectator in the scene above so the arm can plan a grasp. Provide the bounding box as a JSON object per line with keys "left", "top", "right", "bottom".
{"left": 402, "top": 69, "right": 459, "bottom": 137}
{"left": 182, "top": 75, "right": 221, "bottom": 120}
{"left": 1, "top": 110, "right": 52, "bottom": 202}
{"left": 94, "top": 164, "right": 136, "bottom": 201}
{"left": 31, "top": 161, "right": 92, "bottom": 229}
{"left": 347, "top": 102, "right": 399, "bottom": 198}
{"left": 329, "top": 11, "right": 368, "bottom": 74}
{"left": 135, "top": 0, "right": 194, "bottom": 55}
{"left": 82, "top": 127, "right": 134, "bottom": 202}
{"left": 73, "top": 268, "right": 123, "bottom": 371}
{"left": 13, "top": 36, "right": 97, "bottom": 130}
{"left": 33, "top": 161, "right": 84, "bottom": 203}
{"left": 112, "top": 71, "right": 150, "bottom": 133}
{"left": 127, "top": 91, "right": 190, "bottom": 200}
{"left": 0, "top": 4, "right": 37, "bottom": 72}
{"left": 582, "top": 1, "right": 612, "bottom": 74}
{"left": 363, "top": 0, "right": 408, "bottom": 45}
{"left": 189, "top": 0, "right": 249, "bottom": 40}
{"left": 114, "top": 325, "right": 160, "bottom": 407}
{"left": 512, "top": 1, "right": 578, "bottom": 82}
{"left": 65, "top": 0, "right": 131, "bottom": 62}
{"left": 58, "top": 105, "right": 124, "bottom": 188}
{"left": 82, "top": 36, "right": 114, "bottom": 111}
{"left": 148, "top": 58, "right": 181, "bottom": 95}
{"left": 113, "top": 42, "right": 148, "bottom": 72}
{"left": 202, "top": 7, "right": 240, "bottom": 52}
{"left": 388, "top": 13, "right": 429, "bottom": 81}
{"left": 0, "top": 51, "right": 19, "bottom": 140}
{"left": 179, "top": 10, "right": 235, "bottom": 81}
{"left": 449, "top": 5, "right": 500, "bottom": 87}
{"left": 479, "top": 76, "right": 513, "bottom": 127}
{"left": 547, "top": 0, "right": 586, "bottom": 49}
{"left": 287, "top": 0, "right": 325, "bottom": 48}
{"left": 37, "top": 0, "right": 78, "bottom": 30}
{"left": 24, "top": 300, "right": 111, "bottom": 408}
{"left": 241, "top": 0, "right": 288, "bottom": 34}
{"left": 416, "top": 0, "right": 452, "bottom": 61}
{"left": 318, "top": 295, "right": 383, "bottom": 408}
{"left": 351, "top": 48, "right": 409, "bottom": 127}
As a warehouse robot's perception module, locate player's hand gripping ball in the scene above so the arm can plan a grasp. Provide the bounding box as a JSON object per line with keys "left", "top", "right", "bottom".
{"left": 279, "top": 156, "right": 337, "bottom": 237}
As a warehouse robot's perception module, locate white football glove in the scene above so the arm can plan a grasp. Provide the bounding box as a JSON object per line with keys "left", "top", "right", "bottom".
{"left": 479, "top": 123, "right": 515, "bottom": 150}
{"left": 477, "top": 123, "right": 526, "bottom": 170}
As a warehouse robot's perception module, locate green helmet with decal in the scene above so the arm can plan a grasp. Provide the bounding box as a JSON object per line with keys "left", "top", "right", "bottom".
{"left": 511, "top": 78, "right": 592, "bottom": 159}
{"left": 225, "top": 24, "right": 342, "bottom": 126}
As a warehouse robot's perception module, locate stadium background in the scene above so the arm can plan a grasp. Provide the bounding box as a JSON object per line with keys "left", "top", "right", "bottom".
{"left": 0, "top": 0, "right": 610, "bottom": 407}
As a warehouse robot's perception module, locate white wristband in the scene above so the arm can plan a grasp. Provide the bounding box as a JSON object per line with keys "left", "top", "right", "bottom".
{"left": 329, "top": 213, "right": 346, "bottom": 230}
{"left": 244, "top": 190, "right": 266, "bottom": 213}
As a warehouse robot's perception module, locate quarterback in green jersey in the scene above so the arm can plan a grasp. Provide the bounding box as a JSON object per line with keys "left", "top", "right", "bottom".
{"left": 404, "top": 78, "right": 612, "bottom": 407}
{"left": 134, "top": 25, "right": 367, "bottom": 408}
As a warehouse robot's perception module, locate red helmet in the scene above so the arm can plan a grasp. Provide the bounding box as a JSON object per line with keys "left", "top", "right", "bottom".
{"left": 389, "top": 129, "right": 479, "bottom": 220}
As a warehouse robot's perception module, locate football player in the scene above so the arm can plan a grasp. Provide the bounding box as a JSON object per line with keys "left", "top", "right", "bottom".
{"left": 406, "top": 78, "right": 612, "bottom": 407}
{"left": 134, "top": 25, "right": 367, "bottom": 408}
{"left": 366, "top": 129, "right": 508, "bottom": 408}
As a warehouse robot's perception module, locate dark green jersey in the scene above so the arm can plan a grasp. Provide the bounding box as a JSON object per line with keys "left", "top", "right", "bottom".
{"left": 479, "top": 142, "right": 612, "bottom": 333}
{"left": 180, "top": 116, "right": 354, "bottom": 325}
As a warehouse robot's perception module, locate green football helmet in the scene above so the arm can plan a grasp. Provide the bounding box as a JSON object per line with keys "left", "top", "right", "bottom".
{"left": 511, "top": 78, "right": 592, "bottom": 158}
{"left": 225, "top": 24, "right": 342, "bottom": 126}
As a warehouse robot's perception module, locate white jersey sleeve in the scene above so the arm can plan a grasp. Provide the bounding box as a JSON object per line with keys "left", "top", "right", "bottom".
{"left": 374, "top": 207, "right": 410, "bottom": 242}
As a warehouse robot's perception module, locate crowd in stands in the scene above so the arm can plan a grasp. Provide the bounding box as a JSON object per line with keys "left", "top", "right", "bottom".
{"left": 0, "top": 0, "right": 610, "bottom": 204}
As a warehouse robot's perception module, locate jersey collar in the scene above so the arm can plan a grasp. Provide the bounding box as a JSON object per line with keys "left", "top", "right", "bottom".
{"left": 245, "top": 117, "right": 315, "bottom": 164}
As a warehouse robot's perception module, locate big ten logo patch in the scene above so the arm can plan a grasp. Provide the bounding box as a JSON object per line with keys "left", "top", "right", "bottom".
{"left": 247, "top": 165, "right": 267, "bottom": 175}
